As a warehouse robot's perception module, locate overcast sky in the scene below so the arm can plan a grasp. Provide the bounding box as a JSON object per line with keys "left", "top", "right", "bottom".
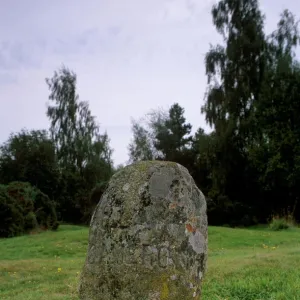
{"left": 0, "top": 0, "right": 299, "bottom": 166}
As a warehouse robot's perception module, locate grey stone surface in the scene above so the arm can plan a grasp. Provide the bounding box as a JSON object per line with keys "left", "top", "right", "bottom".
{"left": 79, "top": 161, "right": 208, "bottom": 299}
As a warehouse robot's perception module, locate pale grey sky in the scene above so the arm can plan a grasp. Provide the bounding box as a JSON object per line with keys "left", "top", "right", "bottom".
{"left": 0, "top": 0, "right": 298, "bottom": 166}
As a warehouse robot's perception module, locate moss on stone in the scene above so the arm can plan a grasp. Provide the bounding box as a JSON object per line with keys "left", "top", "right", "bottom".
{"left": 79, "top": 160, "right": 207, "bottom": 299}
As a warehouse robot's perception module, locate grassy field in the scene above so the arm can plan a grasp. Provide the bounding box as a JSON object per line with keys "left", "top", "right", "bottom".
{"left": 0, "top": 225, "right": 299, "bottom": 300}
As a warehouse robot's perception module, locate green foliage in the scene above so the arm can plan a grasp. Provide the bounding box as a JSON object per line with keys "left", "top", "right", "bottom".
{"left": 46, "top": 66, "right": 113, "bottom": 173}
{"left": 248, "top": 11, "right": 300, "bottom": 219}
{"left": 128, "top": 119, "right": 155, "bottom": 163}
{"left": 0, "top": 182, "right": 58, "bottom": 238}
{"left": 126, "top": 2, "right": 300, "bottom": 226}
{"left": 269, "top": 217, "right": 290, "bottom": 231}
{"left": 85, "top": 181, "right": 109, "bottom": 223}
{"left": 44, "top": 66, "right": 114, "bottom": 223}
{"left": 153, "top": 103, "right": 192, "bottom": 161}
{"left": 201, "top": 0, "right": 266, "bottom": 211}
{"left": 128, "top": 103, "right": 192, "bottom": 163}
{"left": 127, "top": 108, "right": 168, "bottom": 162}
{"left": 269, "top": 214, "right": 296, "bottom": 231}
{"left": 24, "top": 212, "right": 38, "bottom": 231}
{"left": 0, "top": 184, "right": 25, "bottom": 238}
{"left": 0, "top": 129, "right": 60, "bottom": 200}
{"left": 2, "top": 2, "right": 300, "bottom": 228}
{"left": 34, "top": 190, "right": 59, "bottom": 230}
{"left": 198, "top": 1, "right": 300, "bottom": 223}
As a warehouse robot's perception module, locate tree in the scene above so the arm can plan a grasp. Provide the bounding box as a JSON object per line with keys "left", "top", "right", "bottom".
{"left": 0, "top": 129, "right": 60, "bottom": 201}
{"left": 0, "top": 181, "right": 58, "bottom": 238}
{"left": 201, "top": 0, "right": 300, "bottom": 224}
{"left": 154, "top": 103, "right": 192, "bottom": 161}
{"left": 128, "top": 103, "right": 192, "bottom": 163}
{"left": 249, "top": 10, "right": 300, "bottom": 219}
{"left": 191, "top": 128, "right": 215, "bottom": 193}
{"left": 45, "top": 66, "right": 113, "bottom": 223}
{"left": 46, "top": 67, "right": 109, "bottom": 172}
{"left": 201, "top": 0, "right": 267, "bottom": 216}
{"left": 128, "top": 119, "right": 155, "bottom": 163}
{"left": 203, "top": 0, "right": 266, "bottom": 136}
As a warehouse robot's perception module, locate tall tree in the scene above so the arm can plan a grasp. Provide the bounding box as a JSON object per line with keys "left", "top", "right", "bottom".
{"left": 203, "top": 0, "right": 266, "bottom": 135}
{"left": 249, "top": 10, "right": 300, "bottom": 219}
{"left": 128, "top": 119, "right": 155, "bottom": 163}
{"left": 154, "top": 103, "right": 192, "bottom": 161}
{"left": 128, "top": 103, "right": 192, "bottom": 162}
{"left": 46, "top": 66, "right": 112, "bottom": 173}
{"left": 45, "top": 66, "right": 113, "bottom": 223}
{"left": 0, "top": 129, "right": 60, "bottom": 200}
{"left": 201, "top": 0, "right": 266, "bottom": 207}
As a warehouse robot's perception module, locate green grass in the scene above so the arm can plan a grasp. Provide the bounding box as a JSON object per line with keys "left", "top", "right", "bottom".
{"left": 0, "top": 225, "right": 299, "bottom": 299}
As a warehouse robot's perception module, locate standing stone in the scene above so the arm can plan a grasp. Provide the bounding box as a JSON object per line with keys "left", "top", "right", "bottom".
{"left": 79, "top": 161, "right": 208, "bottom": 300}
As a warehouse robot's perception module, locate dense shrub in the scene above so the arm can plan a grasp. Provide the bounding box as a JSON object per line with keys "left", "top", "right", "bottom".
{"left": 269, "top": 215, "right": 296, "bottom": 231}
{"left": 34, "top": 190, "right": 59, "bottom": 230}
{"left": 82, "top": 181, "right": 108, "bottom": 224}
{"left": 206, "top": 196, "right": 258, "bottom": 227}
{"left": 24, "top": 211, "right": 38, "bottom": 230}
{"left": 0, "top": 184, "right": 25, "bottom": 237}
{"left": 0, "top": 182, "right": 59, "bottom": 238}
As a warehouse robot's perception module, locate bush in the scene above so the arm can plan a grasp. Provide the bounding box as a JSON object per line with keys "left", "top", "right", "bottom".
{"left": 24, "top": 211, "right": 38, "bottom": 230}
{"left": 34, "top": 190, "right": 59, "bottom": 230}
{"left": 0, "top": 182, "right": 59, "bottom": 238}
{"left": 269, "top": 214, "right": 296, "bottom": 231}
{"left": 0, "top": 185, "right": 25, "bottom": 238}
{"left": 77, "top": 181, "right": 109, "bottom": 225}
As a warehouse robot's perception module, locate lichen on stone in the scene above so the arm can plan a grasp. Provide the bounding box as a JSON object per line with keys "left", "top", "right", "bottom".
{"left": 79, "top": 161, "right": 208, "bottom": 299}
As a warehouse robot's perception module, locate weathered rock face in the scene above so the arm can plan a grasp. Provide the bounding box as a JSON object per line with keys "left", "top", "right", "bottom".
{"left": 79, "top": 161, "right": 208, "bottom": 300}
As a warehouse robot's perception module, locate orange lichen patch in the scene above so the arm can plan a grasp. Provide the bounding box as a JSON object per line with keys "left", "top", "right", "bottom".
{"left": 185, "top": 223, "right": 196, "bottom": 233}
{"left": 188, "top": 216, "right": 198, "bottom": 224}
{"left": 169, "top": 203, "right": 177, "bottom": 210}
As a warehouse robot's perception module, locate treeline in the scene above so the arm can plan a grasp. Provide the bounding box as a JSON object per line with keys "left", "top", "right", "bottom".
{"left": 128, "top": 1, "right": 300, "bottom": 226}
{"left": 0, "top": 69, "right": 114, "bottom": 236}
{"left": 1, "top": 0, "right": 300, "bottom": 235}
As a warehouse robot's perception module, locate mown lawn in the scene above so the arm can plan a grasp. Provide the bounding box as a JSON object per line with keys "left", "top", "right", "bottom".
{"left": 0, "top": 225, "right": 299, "bottom": 299}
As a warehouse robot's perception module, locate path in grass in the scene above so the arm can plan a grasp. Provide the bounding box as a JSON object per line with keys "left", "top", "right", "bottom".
{"left": 0, "top": 225, "right": 299, "bottom": 299}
